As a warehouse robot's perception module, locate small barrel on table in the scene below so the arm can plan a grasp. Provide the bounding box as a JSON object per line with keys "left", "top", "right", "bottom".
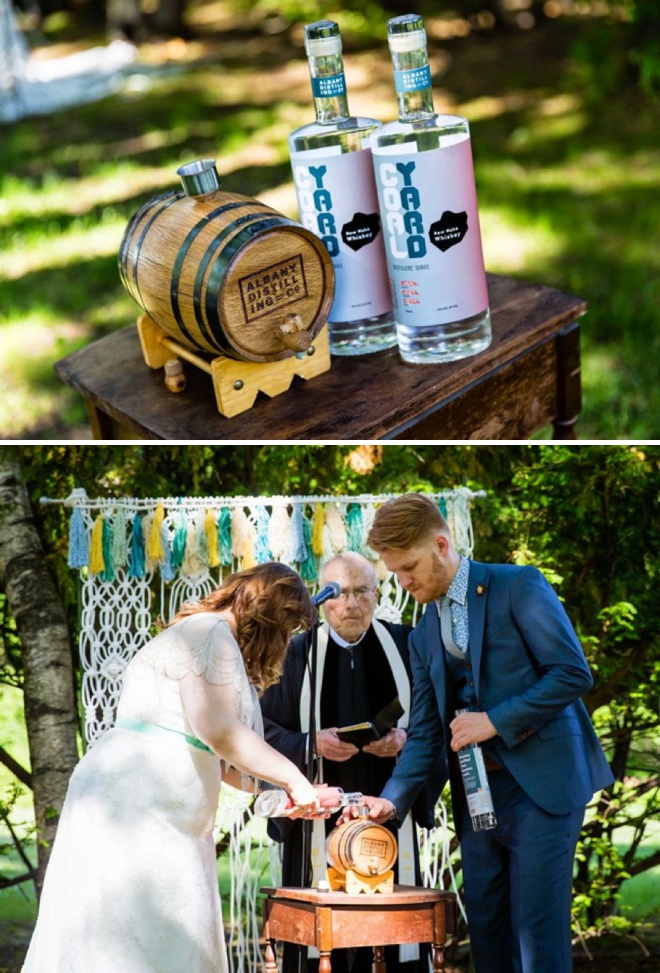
{"left": 326, "top": 818, "right": 398, "bottom": 878}
{"left": 118, "top": 159, "right": 335, "bottom": 363}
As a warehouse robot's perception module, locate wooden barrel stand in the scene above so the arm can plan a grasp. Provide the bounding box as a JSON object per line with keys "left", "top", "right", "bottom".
{"left": 136, "top": 313, "right": 331, "bottom": 418}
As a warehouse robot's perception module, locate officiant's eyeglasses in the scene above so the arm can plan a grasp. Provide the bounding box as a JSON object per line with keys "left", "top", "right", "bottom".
{"left": 336, "top": 586, "right": 377, "bottom": 602}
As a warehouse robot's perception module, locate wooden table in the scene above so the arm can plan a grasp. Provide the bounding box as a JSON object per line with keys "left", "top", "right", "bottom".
{"left": 261, "top": 885, "right": 456, "bottom": 973}
{"left": 54, "top": 274, "right": 586, "bottom": 440}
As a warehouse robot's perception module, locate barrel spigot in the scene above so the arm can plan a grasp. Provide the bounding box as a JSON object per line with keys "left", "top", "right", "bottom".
{"left": 276, "top": 313, "right": 312, "bottom": 352}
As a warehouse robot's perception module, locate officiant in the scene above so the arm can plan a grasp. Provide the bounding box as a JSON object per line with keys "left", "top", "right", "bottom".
{"left": 261, "top": 552, "right": 443, "bottom": 973}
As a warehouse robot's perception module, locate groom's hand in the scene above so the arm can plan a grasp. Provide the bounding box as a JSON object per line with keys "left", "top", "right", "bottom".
{"left": 338, "top": 795, "right": 395, "bottom": 825}
{"left": 449, "top": 711, "right": 497, "bottom": 751}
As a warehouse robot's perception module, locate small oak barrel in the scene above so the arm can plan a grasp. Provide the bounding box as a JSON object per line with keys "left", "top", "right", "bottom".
{"left": 326, "top": 818, "right": 398, "bottom": 878}
{"left": 118, "top": 160, "right": 335, "bottom": 362}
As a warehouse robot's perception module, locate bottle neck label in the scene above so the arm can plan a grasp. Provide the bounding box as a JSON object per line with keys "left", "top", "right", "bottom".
{"left": 394, "top": 65, "right": 432, "bottom": 93}
{"left": 372, "top": 139, "right": 489, "bottom": 326}
{"left": 311, "top": 73, "right": 347, "bottom": 99}
{"left": 290, "top": 147, "right": 393, "bottom": 322}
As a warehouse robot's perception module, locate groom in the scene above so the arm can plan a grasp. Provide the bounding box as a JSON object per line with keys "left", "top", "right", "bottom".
{"left": 357, "top": 493, "right": 613, "bottom": 973}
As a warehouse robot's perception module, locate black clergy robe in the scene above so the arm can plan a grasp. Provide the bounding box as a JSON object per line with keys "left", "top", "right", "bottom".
{"left": 261, "top": 620, "right": 442, "bottom": 973}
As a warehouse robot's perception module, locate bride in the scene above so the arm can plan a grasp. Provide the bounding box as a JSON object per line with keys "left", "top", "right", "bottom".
{"left": 22, "top": 561, "right": 321, "bottom": 973}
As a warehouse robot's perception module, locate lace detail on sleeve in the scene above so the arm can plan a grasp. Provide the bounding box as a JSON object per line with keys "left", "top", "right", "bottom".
{"left": 141, "top": 613, "right": 243, "bottom": 686}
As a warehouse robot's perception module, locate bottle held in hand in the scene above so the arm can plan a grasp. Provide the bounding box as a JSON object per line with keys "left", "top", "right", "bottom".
{"left": 455, "top": 709, "right": 497, "bottom": 832}
{"left": 254, "top": 786, "right": 363, "bottom": 818}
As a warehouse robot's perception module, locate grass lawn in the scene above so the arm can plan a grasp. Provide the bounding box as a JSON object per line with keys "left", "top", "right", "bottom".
{"left": 1, "top": 1, "right": 659, "bottom": 439}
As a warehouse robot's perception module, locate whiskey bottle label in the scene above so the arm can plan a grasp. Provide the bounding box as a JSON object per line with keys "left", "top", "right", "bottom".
{"left": 458, "top": 746, "right": 496, "bottom": 818}
{"left": 372, "top": 138, "right": 489, "bottom": 326}
{"left": 290, "top": 147, "right": 393, "bottom": 322}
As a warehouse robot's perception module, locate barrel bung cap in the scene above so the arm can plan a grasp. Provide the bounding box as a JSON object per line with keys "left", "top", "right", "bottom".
{"left": 177, "top": 159, "right": 221, "bottom": 197}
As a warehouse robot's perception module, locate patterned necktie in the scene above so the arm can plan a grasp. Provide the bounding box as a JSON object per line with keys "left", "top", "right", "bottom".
{"left": 439, "top": 595, "right": 465, "bottom": 659}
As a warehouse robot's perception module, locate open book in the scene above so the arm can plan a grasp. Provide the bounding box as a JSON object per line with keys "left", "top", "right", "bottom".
{"left": 335, "top": 696, "right": 405, "bottom": 748}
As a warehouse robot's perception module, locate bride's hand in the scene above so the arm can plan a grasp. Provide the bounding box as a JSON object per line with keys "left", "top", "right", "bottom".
{"left": 286, "top": 778, "right": 321, "bottom": 819}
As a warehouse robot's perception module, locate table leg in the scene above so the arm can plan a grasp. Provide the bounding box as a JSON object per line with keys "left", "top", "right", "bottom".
{"left": 264, "top": 939, "right": 278, "bottom": 973}
{"left": 432, "top": 943, "right": 446, "bottom": 973}
{"left": 84, "top": 400, "right": 116, "bottom": 440}
{"left": 319, "top": 951, "right": 332, "bottom": 973}
{"left": 373, "top": 944, "right": 386, "bottom": 973}
{"left": 553, "top": 322, "right": 581, "bottom": 439}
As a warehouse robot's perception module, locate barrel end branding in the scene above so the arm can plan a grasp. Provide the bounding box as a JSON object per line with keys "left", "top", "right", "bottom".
{"left": 238, "top": 254, "right": 309, "bottom": 324}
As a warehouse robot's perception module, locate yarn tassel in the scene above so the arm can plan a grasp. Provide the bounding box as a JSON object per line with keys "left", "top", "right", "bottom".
{"left": 171, "top": 510, "right": 188, "bottom": 569}
{"left": 205, "top": 510, "right": 220, "bottom": 568}
{"left": 67, "top": 507, "right": 89, "bottom": 569}
{"left": 129, "top": 513, "right": 146, "bottom": 578}
{"left": 218, "top": 508, "right": 232, "bottom": 566}
{"left": 345, "top": 504, "right": 364, "bottom": 552}
{"left": 160, "top": 521, "right": 175, "bottom": 581}
{"left": 286, "top": 505, "right": 308, "bottom": 564}
{"left": 89, "top": 515, "right": 105, "bottom": 575}
{"left": 147, "top": 503, "right": 165, "bottom": 563}
{"left": 267, "top": 505, "right": 290, "bottom": 562}
{"left": 254, "top": 506, "right": 271, "bottom": 563}
{"left": 182, "top": 514, "right": 206, "bottom": 576}
{"left": 231, "top": 508, "right": 251, "bottom": 561}
{"left": 299, "top": 512, "right": 317, "bottom": 582}
{"left": 311, "top": 502, "right": 325, "bottom": 557}
{"left": 195, "top": 513, "right": 210, "bottom": 567}
{"left": 241, "top": 529, "right": 256, "bottom": 570}
{"left": 360, "top": 503, "right": 378, "bottom": 559}
{"left": 111, "top": 508, "right": 129, "bottom": 569}
{"left": 142, "top": 513, "right": 156, "bottom": 573}
{"left": 99, "top": 518, "right": 115, "bottom": 582}
{"left": 322, "top": 503, "right": 346, "bottom": 563}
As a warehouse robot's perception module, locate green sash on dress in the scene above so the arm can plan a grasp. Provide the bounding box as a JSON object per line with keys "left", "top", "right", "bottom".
{"left": 115, "top": 717, "right": 214, "bottom": 754}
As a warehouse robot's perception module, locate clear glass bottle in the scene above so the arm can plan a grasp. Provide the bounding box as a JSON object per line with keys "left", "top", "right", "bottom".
{"left": 289, "top": 20, "right": 397, "bottom": 356}
{"left": 455, "top": 710, "right": 497, "bottom": 832}
{"left": 371, "top": 14, "right": 492, "bottom": 364}
{"left": 253, "top": 786, "right": 363, "bottom": 818}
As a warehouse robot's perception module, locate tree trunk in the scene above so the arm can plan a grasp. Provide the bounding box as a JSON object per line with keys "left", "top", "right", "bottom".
{"left": 0, "top": 451, "right": 79, "bottom": 896}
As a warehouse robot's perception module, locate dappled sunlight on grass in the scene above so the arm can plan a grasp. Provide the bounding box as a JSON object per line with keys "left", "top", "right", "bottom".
{"left": 579, "top": 342, "right": 659, "bottom": 440}
{"left": 462, "top": 90, "right": 553, "bottom": 122}
{"left": 0, "top": 317, "right": 90, "bottom": 439}
{"left": 259, "top": 180, "right": 297, "bottom": 218}
{"left": 480, "top": 209, "right": 563, "bottom": 276}
{"left": 0, "top": 165, "right": 174, "bottom": 222}
{"left": 1, "top": 219, "right": 128, "bottom": 278}
{"left": 509, "top": 109, "right": 588, "bottom": 149}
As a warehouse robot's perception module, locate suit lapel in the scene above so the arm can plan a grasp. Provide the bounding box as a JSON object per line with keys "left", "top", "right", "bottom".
{"left": 467, "top": 561, "right": 489, "bottom": 701}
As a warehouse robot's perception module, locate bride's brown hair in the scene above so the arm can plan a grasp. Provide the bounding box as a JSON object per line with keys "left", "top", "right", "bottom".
{"left": 171, "top": 562, "right": 316, "bottom": 693}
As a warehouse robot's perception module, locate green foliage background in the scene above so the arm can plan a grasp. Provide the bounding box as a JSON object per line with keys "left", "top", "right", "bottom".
{"left": 1, "top": 443, "right": 659, "bottom": 945}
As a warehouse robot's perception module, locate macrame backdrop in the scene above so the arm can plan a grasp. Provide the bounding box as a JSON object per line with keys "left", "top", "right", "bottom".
{"left": 43, "top": 488, "right": 483, "bottom": 969}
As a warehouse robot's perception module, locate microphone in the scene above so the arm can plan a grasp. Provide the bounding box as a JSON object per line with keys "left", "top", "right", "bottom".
{"left": 312, "top": 581, "right": 341, "bottom": 607}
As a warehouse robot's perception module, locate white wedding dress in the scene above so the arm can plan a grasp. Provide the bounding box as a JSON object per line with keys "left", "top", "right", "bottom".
{"left": 22, "top": 613, "right": 263, "bottom": 973}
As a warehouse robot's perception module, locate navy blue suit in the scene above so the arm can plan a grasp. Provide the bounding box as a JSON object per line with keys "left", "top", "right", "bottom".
{"left": 381, "top": 562, "right": 613, "bottom": 973}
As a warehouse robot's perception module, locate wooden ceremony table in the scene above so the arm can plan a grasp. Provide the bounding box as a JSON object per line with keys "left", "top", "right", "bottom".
{"left": 261, "top": 885, "right": 457, "bottom": 973}
{"left": 54, "top": 273, "right": 586, "bottom": 440}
